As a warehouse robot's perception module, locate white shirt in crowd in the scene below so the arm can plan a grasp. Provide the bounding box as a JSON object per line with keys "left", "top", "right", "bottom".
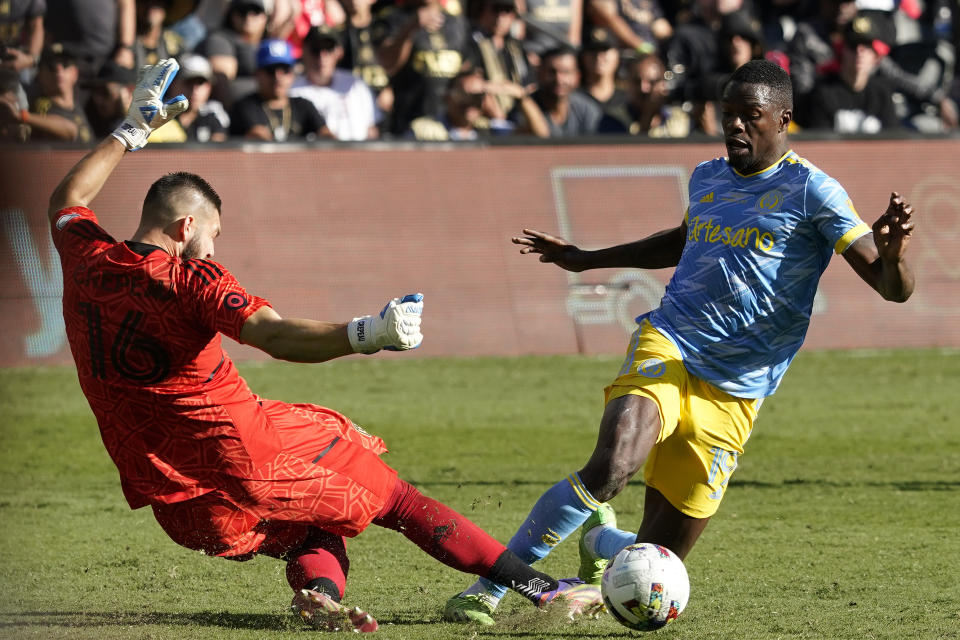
{"left": 291, "top": 71, "right": 378, "bottom": 141}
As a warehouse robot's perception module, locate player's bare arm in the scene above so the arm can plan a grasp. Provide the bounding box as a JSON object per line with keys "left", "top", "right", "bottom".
{"left": 512, "top": 223, "right": 687, "bottom": 272}
{"left": 240, "top": 307, "right": 354, "bottom": 363}
{"left": 48, "top": 136, "right": 127, "bottom": 223}
{"left": 241, "top": 294, "right": 425, "bottom": 362}
{"left": 843, "top": 192, "right": 916, "bottom": 303}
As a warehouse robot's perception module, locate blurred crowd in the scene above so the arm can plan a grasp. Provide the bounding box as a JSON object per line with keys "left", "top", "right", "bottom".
{"left": 1, "top": 0, "right": 956, "bottom": 144}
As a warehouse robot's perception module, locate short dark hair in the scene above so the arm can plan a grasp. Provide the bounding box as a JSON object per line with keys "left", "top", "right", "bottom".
{"left": 540, "top": 46, "right": 578, "bottom": 64}
{"left": 0, "top": 68, "right": 22, "bottom": 95}
{"left": 144, "top": 172, "right": 222, "bottom": 215}
{"left": 629, "top": 53, "right": 666, "bottom": 76}
{"left": 725, "top": 59, "right": 793, "bottom": 111}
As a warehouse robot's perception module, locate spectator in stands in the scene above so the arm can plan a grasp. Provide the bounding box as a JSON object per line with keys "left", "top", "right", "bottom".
{"left": 45, "top": 0, "right": 137, "bottom": 83}
{"left": 691, "top": 9, "right": 767, "bottom": 135}
{"left": 160, "top": 0, "right": 213, "bottom": 51}
{"left": 230, "top": 38, "right": 329, "bottom": 140}
{"left": 134, "top": 0, "right": 185, "bottom": 68}
{"left": 798, "top": 11, "right": 901, "bottom": 133}
{"left": 199, "top": 0, "right": 269, "bottom": 106}
{"left": 665, "top": 0, "right": 754, "bottom": 106}
{"left": 598, "top": 52, "right": 690, "bottom": 137}
{"left": 291, "top": 25, "right": 378, "bottom": 140}
{"left": 1, "top": 0, "right": 45, "bottom": 75}
{"left": 520, "top": 0, "right": 582, "bottom": 61}
{"left": 875, "top": 0, "right": 957, "bottom": 132}
{"left": 720, "top": 10, "right": 766, "bottom": 73}
{"left": 579, "top": 27, "right": 626, "bottom": 113}
{"left": 374, "top": 0, "right": 470, "bottom": 136}
{"left": 339, "top": 0, "right": 391, "bottom": 115}
{"left": 755, "top": 0, "right": 817, "bottom": 52}
{"left": 584, "top": 0, "right": 671, "bottom": 55}
{"left": 164, "top": 0, "right": 256, "bottom": 53}
{"left": 0, "top": 68, "right": 29, "bottom": 141}
{"left": 26, "top": 43, "right": 94, "bottom": 143}
{"left": 339, "top": 0, "right": 392, "bottom": 117}
{"left": 84, "top": 59, "right": 136, "bottom": 138}
{"left": 514, "top": 45, "right": 602, "bottom": 137}
{"left": 278, "top": 0, "right": 347, "bottom": 59}
{"left": 465, "top": 0, "right": 533, "bottom": 119}
{"left": 407, "top": 68, "right": 509, "bottom": 139}
{"left": 787, "top": 0, "right": 859, "bottom": 106}
{"left": 171, "top": 52, "right": 231, "bottom": 141}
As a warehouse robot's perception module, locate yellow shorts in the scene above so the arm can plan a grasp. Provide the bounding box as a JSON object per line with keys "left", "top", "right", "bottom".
{"left": 605, "top": 320, "right": 761, "bottom": 519}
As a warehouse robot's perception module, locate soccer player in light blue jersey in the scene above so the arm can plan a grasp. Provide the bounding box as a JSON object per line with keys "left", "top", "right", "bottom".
{"left": 445, "top": 59, "right": 915, "bottom": 625}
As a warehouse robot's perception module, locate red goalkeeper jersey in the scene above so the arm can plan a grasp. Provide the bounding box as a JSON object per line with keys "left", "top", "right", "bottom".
{"left": 52, "top": 206, "right": 276, "bottom": 509}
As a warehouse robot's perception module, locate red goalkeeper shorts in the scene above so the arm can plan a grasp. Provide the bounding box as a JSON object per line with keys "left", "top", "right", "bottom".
{"left": 152, "top": 401, "right": 398, "bottom": 558}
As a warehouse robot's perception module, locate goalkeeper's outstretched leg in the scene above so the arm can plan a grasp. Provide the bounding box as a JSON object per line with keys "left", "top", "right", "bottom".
{"left": 372, "top": 478, "right": 605, "bottom": 625}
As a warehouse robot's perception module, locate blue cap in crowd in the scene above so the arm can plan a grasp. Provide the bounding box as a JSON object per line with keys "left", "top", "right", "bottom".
{"left": 257, "top": 39, "right": 296, "bottom": 69}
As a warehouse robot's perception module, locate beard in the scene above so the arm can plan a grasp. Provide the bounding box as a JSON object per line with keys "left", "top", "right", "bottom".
{"left": 182, "top": 235, "right": 205, "bottom": 259}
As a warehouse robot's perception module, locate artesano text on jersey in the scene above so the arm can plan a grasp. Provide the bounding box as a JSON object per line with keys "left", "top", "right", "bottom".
{"left": 646, "top": 151, "right": 870, "bottom": 398}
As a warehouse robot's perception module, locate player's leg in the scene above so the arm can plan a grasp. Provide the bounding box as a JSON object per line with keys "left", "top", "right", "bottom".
{"left": 636, "top": 486, "right": 710, "bottom": 559}
{"left": 448, "top": 322, "right": 678, "bottom": 617}
{"left": 454, "top": 393, "right": 659, "bottom": 612}
{"left": 578, "top": 393, "right": 662, "bottom": 501}
{"left": 152, "top": 494, "right": 377, "bottom": 632}
{"left": 280, "top": 528, "right": 350, "bottom": 598}
{"left": 581, "top": 374, "right": 760, "bottom": 563}
{"left": 583, "top": 486, "right": 710, "bottom": 562}
{"left": 575, "top": 392, "right": 663, "bottom": 586}
{"left": 457, "top": 472, "right": 604, "bottom": 608}
{"left": 258, "top": 526, "right": 379, "bottom": 632}
{"left": 372, "top": 478, "right": 603, "bottom": 625}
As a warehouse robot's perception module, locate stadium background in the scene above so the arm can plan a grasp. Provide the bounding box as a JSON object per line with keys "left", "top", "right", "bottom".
{"left": 1, "top": 137, "right": 958, "bottom": 367}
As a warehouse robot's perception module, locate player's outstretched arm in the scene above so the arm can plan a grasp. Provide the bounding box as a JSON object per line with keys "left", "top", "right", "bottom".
{"left": 240, "top": 294, "right": 424, "bottom": 362}
{"left": 48, "top": 136, "right": 127, "bottom": 223}
{"left": 512, "top": 224, "right": 687, "bottom": 272}
{"left": 842, "top": 192, "right": 915, "bottom": 303}
{"left": 48, "top": 59, "right": 188, "bottom": 224}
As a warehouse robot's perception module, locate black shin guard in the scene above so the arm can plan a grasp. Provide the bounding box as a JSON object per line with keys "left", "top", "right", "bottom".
{"left": 485, "top": 550, "right": 559, "bottom": 604}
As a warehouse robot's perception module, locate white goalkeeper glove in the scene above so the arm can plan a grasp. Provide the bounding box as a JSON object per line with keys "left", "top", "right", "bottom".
{"left": 111, "top": 58, "right": 189, "bottom": 151}
{"left": 348, "top": 294, "right": 424, "bottom": 354}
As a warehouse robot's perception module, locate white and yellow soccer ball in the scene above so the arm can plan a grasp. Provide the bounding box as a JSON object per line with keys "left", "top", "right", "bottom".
{"left": 600, "top": 542, "right": 690, "bottom": 631}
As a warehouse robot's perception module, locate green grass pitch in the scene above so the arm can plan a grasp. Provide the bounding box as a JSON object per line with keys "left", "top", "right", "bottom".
{"left": 1, "top": 349, "right": 958, "bottom": 639}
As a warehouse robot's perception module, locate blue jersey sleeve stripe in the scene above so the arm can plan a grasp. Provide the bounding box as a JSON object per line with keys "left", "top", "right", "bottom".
{"left": 834, "top": 222, "right": 871, "bottom": 254}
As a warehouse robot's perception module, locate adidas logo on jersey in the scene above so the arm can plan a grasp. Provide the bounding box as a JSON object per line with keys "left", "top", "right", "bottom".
{"left": 699, "top": 192, "right": 714, "bottom": 203}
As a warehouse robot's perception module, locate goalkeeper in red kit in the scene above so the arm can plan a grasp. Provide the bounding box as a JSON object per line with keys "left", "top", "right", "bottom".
{"left": 50, "top": 59, "right": 603, "bottom": 632}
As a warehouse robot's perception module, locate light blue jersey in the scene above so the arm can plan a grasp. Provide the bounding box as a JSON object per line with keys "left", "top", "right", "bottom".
{"left": 646, "top": 150, "right": 871, "bottom": 398}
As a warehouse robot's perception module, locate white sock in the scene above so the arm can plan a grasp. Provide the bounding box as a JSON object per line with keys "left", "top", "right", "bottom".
{"left": 582, "top": 526, "right": 606, "bottom": 559}
{"left": 460, "top": 579, "right": 504, "bottom": 608}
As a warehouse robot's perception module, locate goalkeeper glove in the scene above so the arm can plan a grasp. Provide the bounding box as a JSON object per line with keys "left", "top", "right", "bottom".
{"left": 112, "top": 58, "right": 189, "bottom": 151}
{"left": 348, "top": 294, "right": 424, "bottom": 354}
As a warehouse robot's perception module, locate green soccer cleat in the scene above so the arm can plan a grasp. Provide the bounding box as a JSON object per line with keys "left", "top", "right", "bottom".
{"left": 443, "top": 592, "right": 497, "bottom": 626}
{"left": 578, "top": 502, "right": 618, "bottom": 585}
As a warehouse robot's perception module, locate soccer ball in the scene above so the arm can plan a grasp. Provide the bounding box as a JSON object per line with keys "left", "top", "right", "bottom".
{"left": 601, "top": 542, "right": 690, "bottom": 631}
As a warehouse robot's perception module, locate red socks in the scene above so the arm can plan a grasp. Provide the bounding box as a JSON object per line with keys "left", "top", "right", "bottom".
{"left": 284, "top": 479, "right": 513, "bottom": 598}
{"left": 373, "top": 478, "right": 506, "bottom": 576}
{"left": 284, "top": 529, "right": 350, "bottom": 598}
